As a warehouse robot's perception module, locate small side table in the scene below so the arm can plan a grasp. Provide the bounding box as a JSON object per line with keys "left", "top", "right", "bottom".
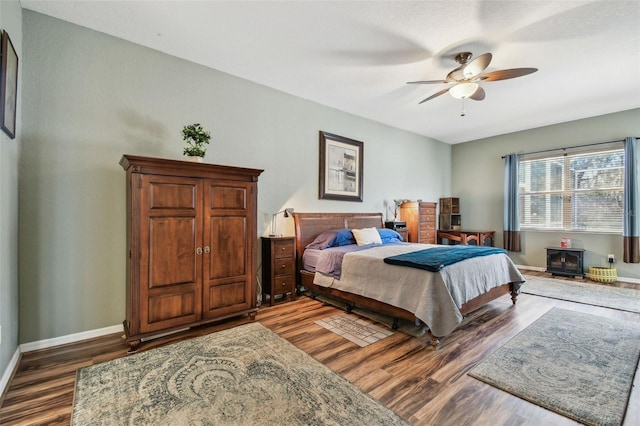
{"left": 261, "top": 236, "right": 296, "bottom": 305}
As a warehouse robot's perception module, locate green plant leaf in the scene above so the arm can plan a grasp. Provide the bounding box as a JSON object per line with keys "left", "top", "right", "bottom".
{"left": 182, "top": 123, "right": 211, "bottom": 157}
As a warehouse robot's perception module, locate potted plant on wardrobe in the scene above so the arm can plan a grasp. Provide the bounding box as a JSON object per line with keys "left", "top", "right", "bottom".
{"left": 182, "top": 123, "right": 211, "bottom": 162}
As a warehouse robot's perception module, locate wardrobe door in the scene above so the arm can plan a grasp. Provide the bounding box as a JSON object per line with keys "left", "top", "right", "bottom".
{"left": 202, "top": 180, "right": 254, "bottom": 318}
{"left": 137, "top": 174, "right": 203, "bottom": 333}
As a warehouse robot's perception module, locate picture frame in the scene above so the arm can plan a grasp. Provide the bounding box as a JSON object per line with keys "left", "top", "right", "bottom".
{"left": 319, "top": 131, "right": 364, "bottom": 202}
{"left": 1, "top": 30, "right": 18, "bottom": 139}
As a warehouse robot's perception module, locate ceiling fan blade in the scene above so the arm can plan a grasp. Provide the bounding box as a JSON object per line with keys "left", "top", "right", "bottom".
{"left": 406, "top": 80, "right": 449, "bottom": 84}
{"left": 461, "top": 53, "right": 492, "bottom": 79}
{"left": 470, "top": 86, "right": 485, "bottom": 101}
{"left": 419, "top": 87, "right": 451, "bottom": 104}
{"left": 480, "top": 68, "right": 538, "bottom": 82}
{"left": 446, "top": 66, "right": 465, "bottom": 82}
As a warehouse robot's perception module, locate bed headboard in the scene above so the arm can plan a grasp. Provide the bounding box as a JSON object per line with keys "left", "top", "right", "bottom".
{"left": 292, "top": 212, "right": 384, "bottom": 273}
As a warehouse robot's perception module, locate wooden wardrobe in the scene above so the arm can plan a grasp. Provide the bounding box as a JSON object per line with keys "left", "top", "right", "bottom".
{"left": 120, "top": 155, "right": 263, "bottom": 352}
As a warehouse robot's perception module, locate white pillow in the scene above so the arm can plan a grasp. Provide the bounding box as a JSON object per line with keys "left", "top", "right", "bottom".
{"left": 351, "top": 227, "right": 382, "bottom": 246}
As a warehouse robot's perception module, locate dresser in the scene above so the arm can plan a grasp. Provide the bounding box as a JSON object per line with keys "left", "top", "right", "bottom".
{"left": 120, "top": 155, "right": 263, "bottom": 352}
{"left": 400, "top": 201, "right": 437, "bottom": 244}
{"left": 261, "top": 236, "right": 296, "bottom": 305}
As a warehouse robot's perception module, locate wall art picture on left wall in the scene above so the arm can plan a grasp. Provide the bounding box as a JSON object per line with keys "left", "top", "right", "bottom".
{"left": 1, "top": 30, "right": 18, "bottom": 139}
{"left": 319, "top": 131, "right": 364, "bottom": 202}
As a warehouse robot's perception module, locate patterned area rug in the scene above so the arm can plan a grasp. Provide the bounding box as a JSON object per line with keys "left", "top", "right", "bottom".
{"left": 469, "top": 308, "right": 640, "bottom": 426}
{"left": 315, "top": 314, "right": 394, "bottom": 347}
{"left": 72, "top": 323, "right": 408, "bottom": 425}
{"left": 522, "top": 275, "right": 640, "bottom": 313}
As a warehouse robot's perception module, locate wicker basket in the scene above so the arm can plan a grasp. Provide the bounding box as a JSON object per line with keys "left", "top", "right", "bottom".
{"left": 588, "top": 266, "right": 617, "bottom": 283}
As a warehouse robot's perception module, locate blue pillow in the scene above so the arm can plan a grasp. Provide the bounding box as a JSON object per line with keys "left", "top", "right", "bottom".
{"left": 334, "top": 229, "right": 356, "bottom": 246}
{"left": 378, "top": 228, "right": 403, "bottom": 243}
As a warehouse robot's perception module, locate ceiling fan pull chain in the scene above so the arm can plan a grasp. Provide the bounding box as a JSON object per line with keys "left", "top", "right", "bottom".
{"left": 460, "top": 98, "right": 466, "bottom": 117}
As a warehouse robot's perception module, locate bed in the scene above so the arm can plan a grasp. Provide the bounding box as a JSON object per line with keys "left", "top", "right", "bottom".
{"left": 292, "top": 212, "right": 525, "bottom": 348}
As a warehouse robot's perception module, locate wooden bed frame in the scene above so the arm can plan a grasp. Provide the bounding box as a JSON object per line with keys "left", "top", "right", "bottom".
{"left": 292, "top": 212, "right": 522, "bottom": 348}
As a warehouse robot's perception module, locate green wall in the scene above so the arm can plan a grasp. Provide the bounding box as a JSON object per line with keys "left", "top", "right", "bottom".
{"left": 0, "top": 0, "right": 21, "bottom": 389}
{"left": 19, "top": 11, "right": 451, "bottom": 344}
{"left": 17, "top": 8, "right": 638, "bottom": 348}
{"left": 452, "top": 108, "right": 640, "bottom": 279}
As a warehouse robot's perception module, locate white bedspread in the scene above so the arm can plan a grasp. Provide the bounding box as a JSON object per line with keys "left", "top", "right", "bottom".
{"left": 313, "top": 244, "right": 524, "bottom": 337}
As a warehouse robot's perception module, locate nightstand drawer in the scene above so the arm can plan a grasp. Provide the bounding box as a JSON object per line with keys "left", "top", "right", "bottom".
{"left": 273, "top": 258, "right": 295, "bottom": 275}
{"left": 273, "top": 240, "right": 295, "bottom": 258}
{"left": 272, "top": 274, "right": 295, "bottom": 295}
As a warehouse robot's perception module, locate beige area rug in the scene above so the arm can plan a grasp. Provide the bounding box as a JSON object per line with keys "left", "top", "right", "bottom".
{"left": 72, "top": 322, "right": 409, "bottom": 425}
{"left": 315, "top": 314, "right": 394, "bottom": 347}
{"left": 469, "top": 308, "right": 640, "bottom": 426}
{"left": 522, "top": 274, "right": 640, "bottom": 313}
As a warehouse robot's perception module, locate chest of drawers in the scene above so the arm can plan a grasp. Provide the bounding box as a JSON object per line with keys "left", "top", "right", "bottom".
{"left": 262, "top": 236, "right": 296, "bottom": 305}
{"left": 400, "top": 201, "right": 437, "bottom": 244}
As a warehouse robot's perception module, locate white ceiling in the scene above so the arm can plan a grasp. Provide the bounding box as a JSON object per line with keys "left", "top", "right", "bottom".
{"left": 21, "top": 0, "right": 640, "bottom": 144}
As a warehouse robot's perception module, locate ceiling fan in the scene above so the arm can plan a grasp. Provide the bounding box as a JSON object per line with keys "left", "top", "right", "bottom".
{"left": 407, "top": 52, "right": 537, "bottom": 114}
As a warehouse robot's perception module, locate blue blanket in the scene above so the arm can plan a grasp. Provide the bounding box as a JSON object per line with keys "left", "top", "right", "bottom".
{"left": 383, "top": 246, "right": 507, "bottom": 272}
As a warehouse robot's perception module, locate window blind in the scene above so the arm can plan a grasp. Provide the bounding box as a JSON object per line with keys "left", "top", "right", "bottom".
{"left": 518, "top": 148, "right": 624, "bottom": 233}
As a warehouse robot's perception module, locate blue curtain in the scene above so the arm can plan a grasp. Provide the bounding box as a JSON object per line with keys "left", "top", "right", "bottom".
{"left": 503, "top": 153, "right": 521, "bottom": 252}
{"left": 624, "top": 137, "right": 639, "bottom": 263}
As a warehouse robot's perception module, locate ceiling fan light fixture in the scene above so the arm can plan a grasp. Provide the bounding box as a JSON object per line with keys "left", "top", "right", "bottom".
{"left": 450, "top": 82, "right": 479, "bottom": 99}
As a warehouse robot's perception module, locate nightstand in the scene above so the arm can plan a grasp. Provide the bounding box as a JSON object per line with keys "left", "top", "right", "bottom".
{"left": 384, "top": 221, "right": 408, "bottom": 242}
{"left": 261, "top": 236, "right": 296, "bottom": 305}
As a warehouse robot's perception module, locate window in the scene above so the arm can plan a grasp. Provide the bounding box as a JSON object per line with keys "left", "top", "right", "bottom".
{"left": 518, "top": 148, "right": 624, "bottom": 233}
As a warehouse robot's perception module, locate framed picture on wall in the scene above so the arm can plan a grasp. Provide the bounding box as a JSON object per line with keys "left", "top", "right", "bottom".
{"left": 319, "top": 131, "right": 364, "bottom": 202}
{"left": 1, "top": 30, "right": 18, "bottom": 139}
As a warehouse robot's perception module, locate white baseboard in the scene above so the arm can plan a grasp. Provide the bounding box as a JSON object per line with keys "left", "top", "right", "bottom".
{"left": 0, "top": 348, "right": 21, "bottom": 399}
{"left": 516, "top": 264, "right": 640, "bottom": 285}
{"left": 614, "top": 276, "right": 640, "bottom": 284}
{"left": 516, "top": 264, "right": 546, "bottom": 272}
{"left": 20, "top": 324, "right": 124, "bottom": 353}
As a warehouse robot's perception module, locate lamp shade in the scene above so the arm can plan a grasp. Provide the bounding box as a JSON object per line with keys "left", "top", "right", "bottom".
{"left": 450, "top": 82, "right": 479, "bottom": 99}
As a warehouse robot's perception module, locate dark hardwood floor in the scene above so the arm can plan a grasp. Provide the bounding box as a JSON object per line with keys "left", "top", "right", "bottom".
{"left": 1, "top": 271, "right": 638, "bottom": 425}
